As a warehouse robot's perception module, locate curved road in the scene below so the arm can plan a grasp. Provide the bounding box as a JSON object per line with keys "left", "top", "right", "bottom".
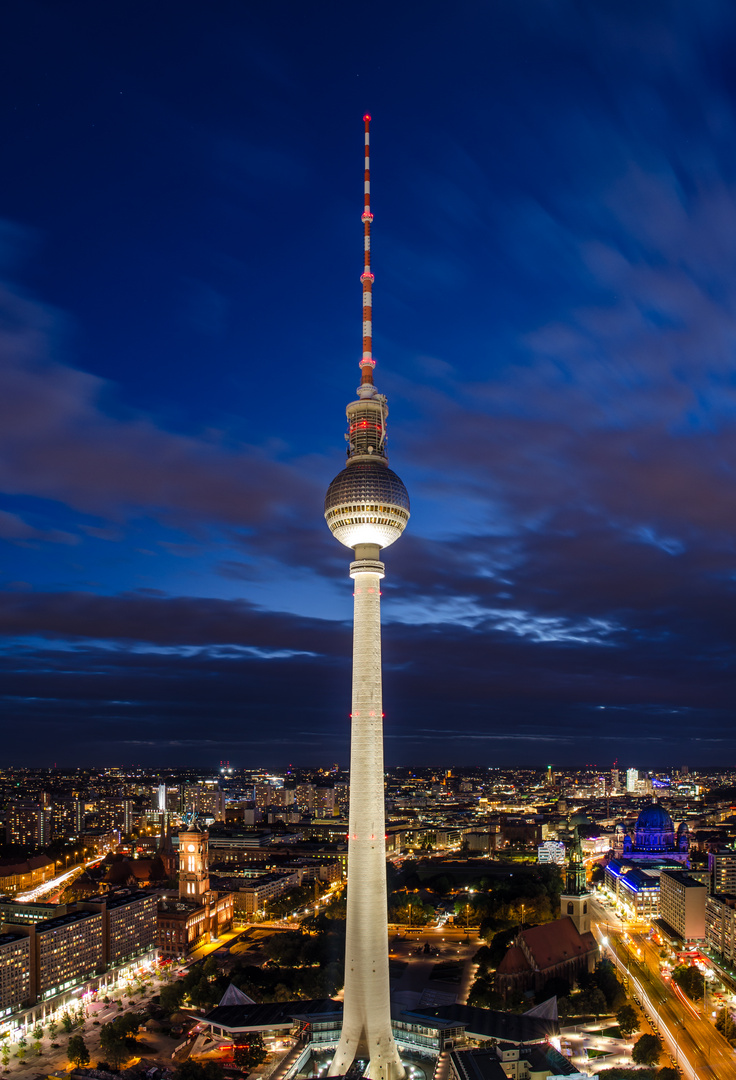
{"left": 590, "top": 895, "right": 736, "bottom": 1080}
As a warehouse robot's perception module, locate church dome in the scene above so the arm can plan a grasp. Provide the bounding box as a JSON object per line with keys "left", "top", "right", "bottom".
{"left": 636, "top": 804, "right": 674, "bottom": 831}
{"left": 634, "top": 802, "right": 675, "bottom": 852}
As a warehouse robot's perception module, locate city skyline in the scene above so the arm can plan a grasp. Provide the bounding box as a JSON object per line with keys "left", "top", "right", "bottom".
{"left": 3, "top": 3, "right": 736, "bottom": 764}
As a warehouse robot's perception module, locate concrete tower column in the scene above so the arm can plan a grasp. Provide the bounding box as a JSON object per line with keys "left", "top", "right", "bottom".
{"left": 329, "top": 552, "right": 403, "bottom": 1080}
{"left": 325, "top": 116, "right": 409, "bottom": 1080}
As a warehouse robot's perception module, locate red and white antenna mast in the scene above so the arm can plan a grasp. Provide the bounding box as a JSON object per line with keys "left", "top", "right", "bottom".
{"left": 358, "top": 113, "right": 376, "bottom": 397}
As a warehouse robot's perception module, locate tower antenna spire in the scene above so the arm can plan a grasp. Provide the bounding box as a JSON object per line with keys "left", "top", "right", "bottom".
{"left": 359, "top": 114, "right": 376, "bottom": 396}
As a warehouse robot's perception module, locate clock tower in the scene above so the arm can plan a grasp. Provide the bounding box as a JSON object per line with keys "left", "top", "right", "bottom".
{"left": 178, "top": 820, "right": 210, "bottom": 901}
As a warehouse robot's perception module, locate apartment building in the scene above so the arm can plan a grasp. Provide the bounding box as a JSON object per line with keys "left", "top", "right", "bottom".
{"left": 659, "top": 869, "right": 706, "bottom": 940}
{"left": 706, "top": 893, "right": 736, "bottom": 966}
{"left": 709, "top": 849, "right": 736, "bottom": 895}
{"left": 0, "top": 935, "right": 31, "bottom": 1019}
{"left": 0, "top": 890, "right": 158, "bottom": 1015}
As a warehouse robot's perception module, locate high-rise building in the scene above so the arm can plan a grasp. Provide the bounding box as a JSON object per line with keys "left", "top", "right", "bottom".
{"left": 184, "top": 782, "right": 226, "bottom": 821}
{"left": 709, "top": 849, "right": 736, "bottom": 895}
{"left": 626, "top": 768, "right": 639, "bottom": 792}
{"left": 5, "top": 803, "right": 53, "bottom": 847}
{"left": 324, "top": 116, "right": 409, "bottom": 1080}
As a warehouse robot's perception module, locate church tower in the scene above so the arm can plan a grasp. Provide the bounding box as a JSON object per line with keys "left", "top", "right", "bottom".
{"left": 560, "top": 827, "right": 590, "bottom": 934}
{"left": 178, "top": 819, "right": 210, "bottom": 901}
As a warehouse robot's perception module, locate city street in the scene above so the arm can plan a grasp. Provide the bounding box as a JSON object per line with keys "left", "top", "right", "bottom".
{"left": 6, "top": 964, "right": 186, "bottom": 1080}
{"left": 590, "top": 895, "right": 736, "bottom": 1080}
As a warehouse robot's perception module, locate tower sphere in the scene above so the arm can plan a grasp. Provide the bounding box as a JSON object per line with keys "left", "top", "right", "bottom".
{"left": 325, "top": 461, "right": 409, "bottom": 549}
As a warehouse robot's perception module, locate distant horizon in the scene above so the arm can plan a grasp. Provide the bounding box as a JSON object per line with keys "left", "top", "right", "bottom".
{"left": 0, "top": 761, "right": 727, "bottom": 775}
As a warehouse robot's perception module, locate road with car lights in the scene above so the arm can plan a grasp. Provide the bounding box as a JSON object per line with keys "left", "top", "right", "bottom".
{"left": 591, "top": 894, "right": 736, "bottom": 1079}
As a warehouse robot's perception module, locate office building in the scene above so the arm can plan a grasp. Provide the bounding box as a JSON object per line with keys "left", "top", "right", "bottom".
{"left": 659, "top": 869, "right": 706, "bottom": 940}
{"left": 537, "top": 840, "right": 565, "bottom": 865}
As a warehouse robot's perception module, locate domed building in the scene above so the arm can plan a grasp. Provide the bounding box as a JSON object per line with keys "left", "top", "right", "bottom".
{"left": 613, "top": 800, "right": 689, "bottom": 865}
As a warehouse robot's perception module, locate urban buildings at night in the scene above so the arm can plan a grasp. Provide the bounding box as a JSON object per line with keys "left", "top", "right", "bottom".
{"left": 0, "top": 761, "right": 736, "bottom": 1076}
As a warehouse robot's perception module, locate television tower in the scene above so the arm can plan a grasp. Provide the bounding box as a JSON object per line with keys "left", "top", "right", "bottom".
{"left": 325, "top": 116, "right": 409, "bottom": 1080}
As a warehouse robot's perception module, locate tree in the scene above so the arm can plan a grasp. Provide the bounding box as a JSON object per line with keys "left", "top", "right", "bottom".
{"left": 577, "top": 986, "right": 607, "bottom": 1017}
{"left": 594, "top": 958, "right": 626, "bottom": 1010}
{"left": 1, "top": 1042, "right": 10, "bottom": 1069}
{"left": 99, "top": 1023, "right": 128, "bottom": 1070}
{"left": 616, "top": 1003, "right": 639, "bottom": 1037}
{"left": 115, "top": 1011, "right": 146, "bottom": 1039}
{"left": 202, "top": 956, "right": 219, "bottom": 980}
{"left": 160, "top": 983, "right": 185, "bottom": 1014}
{"left": 716, "top": 1007, "right": 736, "bottom": 1043}
{"left": 657, "top": 1069, "right": 678, "bottom": 1080}
{"left": 32, "top": 1023, "right": 43, "bottom": 1056}
{"left": 61, "top": 1012, "right": 75, "bottom": 1033}
{"left": 47, "top": 1019, "right": 58, "bottom": 1039}
{"left": 486, "top": 928, "right": 517, "bottom": 965}
{"left": 468, "top": 976, "right": 504, "bottom": 1010}
{"left": 557, "top": 996, "right": 573, "bottom": 1019}
{"left": 233, "top": 1033, "right": 267, "bottom": 1070}
{"left": 174, "top": 1061, "right": 226, "bottom": 1080}
{"left": 632, "top": 1033, "right": 661, "bottom": 1067}
{"left": 189, "top": 975, "right": 219, "bottom": 1010}
{"left": 67, "top": 1034, "right": 90, "bottom": 1068}
{"left": 672, "top": 964, "right": 703, "bottom": 1000}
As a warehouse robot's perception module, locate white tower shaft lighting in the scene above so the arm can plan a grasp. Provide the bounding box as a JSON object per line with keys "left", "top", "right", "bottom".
{"left": 325, "top": 116, "right": 408, "bottom": 1080}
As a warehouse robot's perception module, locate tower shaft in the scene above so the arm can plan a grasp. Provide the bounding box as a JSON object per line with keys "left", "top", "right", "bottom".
{"left": 325, "top": 117, "right": 408, "bottom": 1080}
{"left": 329, "top": 553, "right": 403, "bottom": 1080}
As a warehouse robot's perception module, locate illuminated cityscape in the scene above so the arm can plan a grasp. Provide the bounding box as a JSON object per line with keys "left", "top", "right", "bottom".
{"left": 6, "top": 4, "right": 736, "bottom": 1080}
{"left": 0, "top": 764, "right": 734, "bottom": 1077}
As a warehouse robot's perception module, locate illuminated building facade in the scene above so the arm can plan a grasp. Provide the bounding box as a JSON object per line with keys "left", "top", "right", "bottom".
{"left": 325, "top": 117, "right": 408, "bottom": 1080}
{"left": 706, "top": 893, "right": 736, "bottom": 965}
{"left": 659, "top": 869, "right": 706, "bottom": 941}
{"left": 0, "top": 891, "right": 157, "bottom": 1019}
{"left": 157, "top": 821, "right": 233, "bottom": 957}
{"left": 613, "top": 802, "right": 689, "bottom": 865}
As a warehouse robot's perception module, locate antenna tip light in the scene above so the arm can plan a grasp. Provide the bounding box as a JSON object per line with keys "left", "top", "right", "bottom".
{"left": 363, "top": 113, "right": 371, "bottom": 122}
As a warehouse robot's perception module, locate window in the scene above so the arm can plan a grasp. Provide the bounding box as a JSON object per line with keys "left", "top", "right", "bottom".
{"left": 567, "top": 902, "right": 574, "bottom": 914}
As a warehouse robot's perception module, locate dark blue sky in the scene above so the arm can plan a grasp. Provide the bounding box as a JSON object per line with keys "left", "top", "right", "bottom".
{"left": 2, "top": 0, "right": 736, "bottom": 767}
